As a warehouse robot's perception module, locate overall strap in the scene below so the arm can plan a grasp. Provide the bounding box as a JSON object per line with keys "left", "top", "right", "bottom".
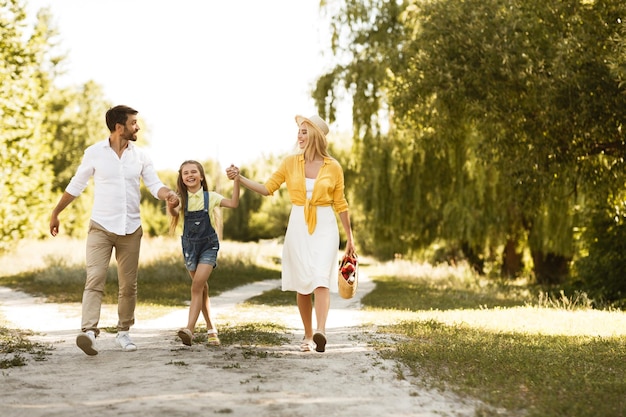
{"left": 204, "top": 191, "right": 214, "bottom": 228}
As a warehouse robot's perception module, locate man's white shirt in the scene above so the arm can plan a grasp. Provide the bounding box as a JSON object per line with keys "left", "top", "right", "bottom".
{"left": 65, "top": 139, "right": 165, "bottom": 235}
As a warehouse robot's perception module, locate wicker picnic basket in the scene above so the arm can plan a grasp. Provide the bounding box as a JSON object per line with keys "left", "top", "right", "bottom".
{"left": 338, "top": 253, "right": 358, "bottom": 299}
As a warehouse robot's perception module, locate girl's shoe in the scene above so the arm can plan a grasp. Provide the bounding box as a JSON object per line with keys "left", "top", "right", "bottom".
{"left": 207, "top": 333, "right": 220, "bottom": 346}
{"left": 177, "top": 328, "right": 193, "bottom": 346}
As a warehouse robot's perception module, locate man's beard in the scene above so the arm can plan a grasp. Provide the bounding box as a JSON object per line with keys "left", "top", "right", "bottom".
{"left": 123, "top": 128, "right": 138, "bottom": 141}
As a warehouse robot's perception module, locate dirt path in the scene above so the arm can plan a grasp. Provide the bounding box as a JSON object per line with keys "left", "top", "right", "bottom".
{"left": 0, "top": 273, "right": 482, "bottom": 417}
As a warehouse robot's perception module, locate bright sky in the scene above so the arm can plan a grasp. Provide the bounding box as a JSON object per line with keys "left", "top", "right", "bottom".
{"left": 26, "top": 0, "right": 347, "bottom": 171}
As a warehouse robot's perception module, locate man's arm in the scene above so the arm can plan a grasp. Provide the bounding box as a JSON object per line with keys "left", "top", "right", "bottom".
{"left": 50, "top": 192, "right": 77, "bottom": 236}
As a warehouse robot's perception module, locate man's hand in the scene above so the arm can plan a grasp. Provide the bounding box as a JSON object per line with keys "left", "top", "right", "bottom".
{"left": 166, "top": 190, "right": 179, "bottom": 207}
{"left": 50, "top": 216, "right": 60, "bottom": 237}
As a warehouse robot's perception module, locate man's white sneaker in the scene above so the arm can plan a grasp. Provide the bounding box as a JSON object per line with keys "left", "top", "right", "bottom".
{"left": 76, "top": 330, "right": 98, "bottom": 356}
{"left": 116, "top": 331, "right": 137, "bottom": 352}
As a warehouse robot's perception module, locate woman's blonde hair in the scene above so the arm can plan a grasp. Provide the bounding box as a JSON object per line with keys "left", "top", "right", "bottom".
{"left": 296, "top": 121, "right": 330, "bottom": 162}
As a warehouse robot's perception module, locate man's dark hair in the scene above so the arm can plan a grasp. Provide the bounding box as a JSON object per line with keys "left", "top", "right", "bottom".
{"left": 105, "top": 105, "right": 138, "bottom": 132}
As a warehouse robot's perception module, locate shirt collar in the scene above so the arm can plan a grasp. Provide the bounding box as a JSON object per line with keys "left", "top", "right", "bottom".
{"left": 101, "top": 138, "right": 135, "bottom": 151}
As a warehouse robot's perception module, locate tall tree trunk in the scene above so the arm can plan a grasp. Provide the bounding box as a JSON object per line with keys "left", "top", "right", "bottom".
{"left": 461, "top": 241, "right": 484, "bottom": 274}
{"left": 501, "top": 239, "right": 523, "bottom": 278}
{"left": 531, "top": 250, "right": 570, "bottom": 285}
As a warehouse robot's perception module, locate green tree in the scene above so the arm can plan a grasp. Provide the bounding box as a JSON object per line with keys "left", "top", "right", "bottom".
{"left": 573, "top": 8, "right": 626, "bottom": 301}
{"left": 0, "top": 3, "right": 59, "bottom": 250}
{"left": 46, "top": 81, "right": 111, "bottom": 192}
{"left": 316, "top": 0, "right": 626, "bottom": 287}
{"left": 44, "top": 81, "right": 112, "bottom": 237}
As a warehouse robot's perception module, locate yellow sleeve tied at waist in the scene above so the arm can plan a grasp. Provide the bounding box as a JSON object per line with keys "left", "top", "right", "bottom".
{"left": 264, "top": 154, "right": 349, "bottom": 234}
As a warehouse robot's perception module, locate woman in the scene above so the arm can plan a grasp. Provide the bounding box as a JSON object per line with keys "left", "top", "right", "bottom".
{"left": 226, "top": 114, "right": 355, "bottom": 352}
{"left": 167, "top": 160, "right": 240, "bottom": 346}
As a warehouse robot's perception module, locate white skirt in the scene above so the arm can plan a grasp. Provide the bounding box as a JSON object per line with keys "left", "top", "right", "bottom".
{"left": 281, "top": 205, "right": 340, "bottom": 294}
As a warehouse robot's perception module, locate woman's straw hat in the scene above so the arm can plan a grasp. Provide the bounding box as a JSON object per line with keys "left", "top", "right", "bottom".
{"left": 295, "top": 114, "right": 329, "bottom": 136}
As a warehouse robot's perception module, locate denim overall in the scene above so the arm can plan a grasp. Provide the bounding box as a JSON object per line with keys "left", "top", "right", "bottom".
{"left": 182, "top": 191, "right": 219, "bottom": 270}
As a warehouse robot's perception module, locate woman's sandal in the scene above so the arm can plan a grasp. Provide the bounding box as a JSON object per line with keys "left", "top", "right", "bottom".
{"left": 300, "top": 338, "right": 314, "bottom": 352}
{"left": 313, "top": 332, "right": 327, "bottom": 352}
{"left": 177, "top": 328, "right": 193, "bottom": 346}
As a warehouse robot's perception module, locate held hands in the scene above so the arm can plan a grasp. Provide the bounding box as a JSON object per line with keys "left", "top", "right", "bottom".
{"left": 226, "top": 164, "right": 240, "bottom": 180}
{"left": 165, "top": 190, "right": 180, "bottom": 208}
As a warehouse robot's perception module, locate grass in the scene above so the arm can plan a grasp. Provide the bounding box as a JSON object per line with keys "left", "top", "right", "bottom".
{"left": 362, "top": 260, "right": 626, "bottom": 417}
{"left": 382, "top": 321, "right": 626, "bottom": 416}
{"left": 245, "top": 288, "right": 295, "bottom": 306}
{"left": 1, "top": 238, "right": 626, "bottom": 416}
{"left": 0, "top": 327, "right": 52, "bottom": 369}
{"left": 0, "top": 237, "right": 281, "bottom": 305}
{"left": 192, "top": 322, "right": 290, "bottom": 347}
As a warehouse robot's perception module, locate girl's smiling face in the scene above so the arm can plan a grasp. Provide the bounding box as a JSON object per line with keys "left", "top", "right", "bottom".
{"left": 181, "top": 163, "right": 203, "bottom": 192}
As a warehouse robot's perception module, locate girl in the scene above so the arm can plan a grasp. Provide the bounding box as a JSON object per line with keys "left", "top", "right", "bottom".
{"left": 167, "top": 160, "right": 240, "bottom": 346}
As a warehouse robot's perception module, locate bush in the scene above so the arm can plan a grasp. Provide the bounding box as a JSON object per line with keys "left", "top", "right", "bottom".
{"left": 574, "top": 203, "right": 626, "bottom": 305}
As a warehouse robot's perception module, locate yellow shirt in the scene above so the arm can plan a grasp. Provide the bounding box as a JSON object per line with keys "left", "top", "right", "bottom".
{"left": 187, "top": 189, "right": 224, "bottom": 226}
{"left": 264, "top": 154, "right": 349, "bottom": 234}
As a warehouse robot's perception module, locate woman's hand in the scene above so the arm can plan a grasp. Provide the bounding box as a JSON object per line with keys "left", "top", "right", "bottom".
{"left": 344, "top": 240, "right": 356, "bottom": 257}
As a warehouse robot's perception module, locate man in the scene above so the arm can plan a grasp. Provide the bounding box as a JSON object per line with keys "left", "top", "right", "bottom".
{"left": 50, "top": 105, "right": 179, "bottom": 356}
